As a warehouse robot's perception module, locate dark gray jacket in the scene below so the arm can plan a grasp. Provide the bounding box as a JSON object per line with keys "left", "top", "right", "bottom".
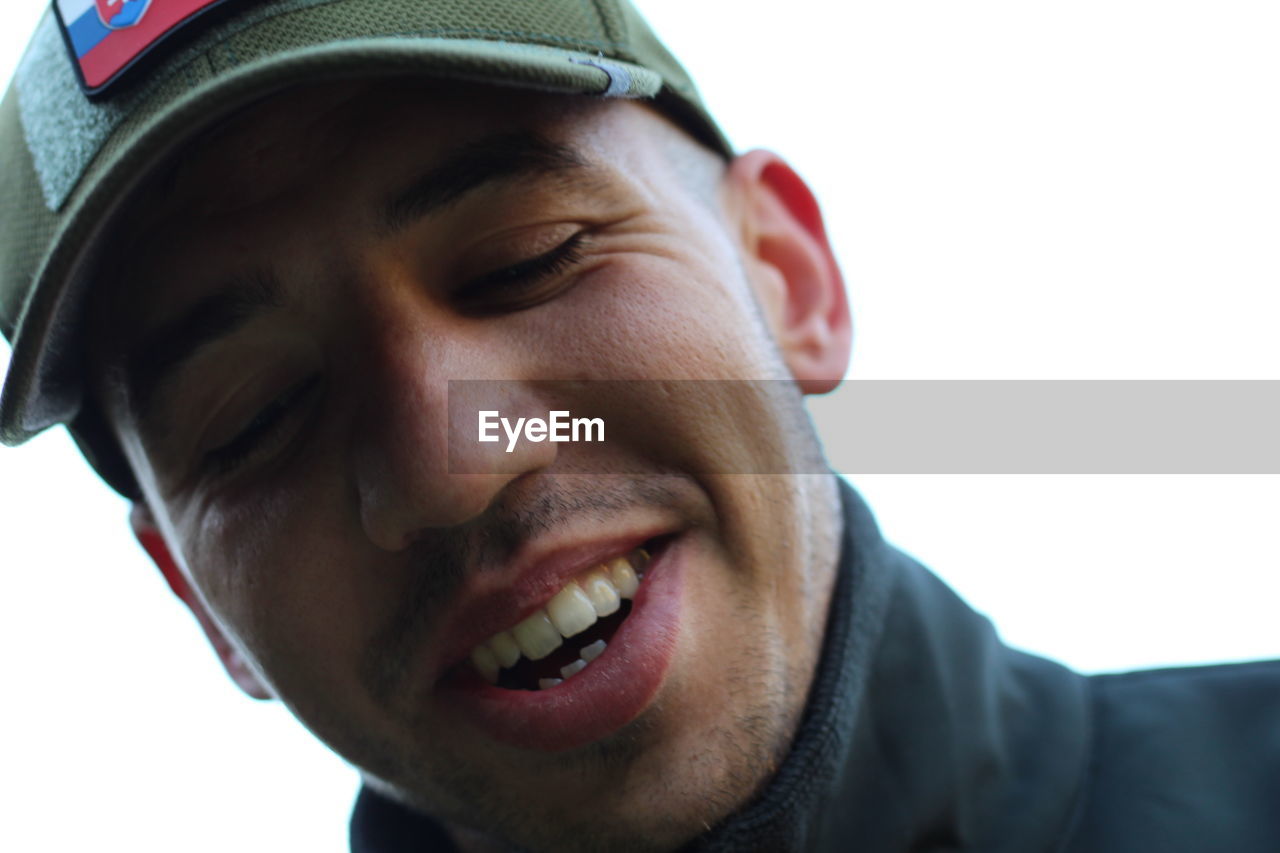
{"left": 351, "top": 482, "right": 1280, "bottom": 851}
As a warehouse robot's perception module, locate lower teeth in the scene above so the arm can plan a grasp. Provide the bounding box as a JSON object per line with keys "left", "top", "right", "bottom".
{"left": 560, "top": 659, "right": 587, "bottom": 679}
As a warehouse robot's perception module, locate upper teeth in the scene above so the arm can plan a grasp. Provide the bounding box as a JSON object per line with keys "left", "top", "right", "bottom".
{"left": 469, "top": 548, "right": 650, "bottom": 686}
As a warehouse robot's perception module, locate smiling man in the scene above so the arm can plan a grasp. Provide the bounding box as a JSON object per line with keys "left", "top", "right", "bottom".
{"left": 90, "top": 75, "right": 850, "bottom": 850}
{"left": 4, "top": 2, "right": 1280, "bottom": 853}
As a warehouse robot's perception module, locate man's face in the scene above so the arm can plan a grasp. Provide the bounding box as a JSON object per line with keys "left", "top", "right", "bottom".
{"left": 90, "top": 81, "right": 847, "bottom": 851}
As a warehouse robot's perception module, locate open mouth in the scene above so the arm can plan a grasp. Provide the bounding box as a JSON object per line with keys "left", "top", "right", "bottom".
{"left": 440, "top": 532, "right": 685, "bottom": 751}
{"left": 466, "top": 538, "right": 665, "bottom": 691}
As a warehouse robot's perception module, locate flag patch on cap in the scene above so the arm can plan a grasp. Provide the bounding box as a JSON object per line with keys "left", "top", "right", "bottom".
{"left": 54, "top": 0, "right": 228, "bottom": 95}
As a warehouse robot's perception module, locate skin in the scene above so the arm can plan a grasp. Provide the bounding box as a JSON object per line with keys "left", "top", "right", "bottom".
{"left": 88, "top": 80, "right": 853, "bottom": 852}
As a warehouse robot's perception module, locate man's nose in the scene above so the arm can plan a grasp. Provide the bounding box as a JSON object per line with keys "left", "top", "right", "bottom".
{"left": 347, "top": 310, "right": 554, "bottom": 551}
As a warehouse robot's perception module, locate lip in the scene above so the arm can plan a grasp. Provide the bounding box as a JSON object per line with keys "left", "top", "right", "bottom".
{"left": 435, "top": 535, "right": 685, "bottom": 751}
{"left": 430, "top": 527, "right": 675, "bottom": 687}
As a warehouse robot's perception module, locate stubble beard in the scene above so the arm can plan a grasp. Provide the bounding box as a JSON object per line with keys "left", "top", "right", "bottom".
{"left": 420, "top": 602, "right": 805, "bottom": 853}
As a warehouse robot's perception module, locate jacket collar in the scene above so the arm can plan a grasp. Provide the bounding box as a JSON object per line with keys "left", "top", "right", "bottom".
{"left": 810, "top": 483, "right": 1092, "bottom": 851}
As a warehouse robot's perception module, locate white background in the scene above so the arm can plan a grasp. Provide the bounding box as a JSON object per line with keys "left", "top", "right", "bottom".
{"left": 3, "top": 2, "right": 1278, "bottom": 850}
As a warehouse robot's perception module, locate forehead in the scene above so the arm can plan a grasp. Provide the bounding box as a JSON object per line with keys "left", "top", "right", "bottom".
{"left": 88, "top": 80, "right": 728, "bottom": 407}
{"left": 151, "top": 81, "right": 603, "bottom": 219}
{"left": 93, "top": 80, "right": 689, "bottom": 340}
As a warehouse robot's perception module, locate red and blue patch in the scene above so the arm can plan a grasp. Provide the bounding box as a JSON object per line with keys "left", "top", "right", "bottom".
{"left": 54, "top": 0, "right": 230, "bottom": 95}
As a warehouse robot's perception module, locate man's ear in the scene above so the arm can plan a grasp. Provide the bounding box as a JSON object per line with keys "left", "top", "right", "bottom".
{"left": 130, "top": 503, "right": 273, "bottom": 700}
{"left": 726, "top": 150, "right": 852, "bottom": 393}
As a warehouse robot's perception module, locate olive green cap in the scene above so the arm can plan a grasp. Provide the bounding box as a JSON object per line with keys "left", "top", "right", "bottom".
{"left": 0, "top": 0, "right": 730, "bottom": 496}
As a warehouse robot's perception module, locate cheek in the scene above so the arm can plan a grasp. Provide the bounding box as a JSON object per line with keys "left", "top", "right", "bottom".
{"left": 175, "top": 475, "right": 377, "bottom": 689}
{"left": 500, "top": 250, "right": 807, "bottom": 480}
{"left": 531, "top": 248, "right": 779, "bottom": 382}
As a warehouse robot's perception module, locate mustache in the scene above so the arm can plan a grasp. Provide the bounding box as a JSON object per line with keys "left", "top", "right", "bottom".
{"left": 362, "top": 476, "right": 686, "bottom": 705}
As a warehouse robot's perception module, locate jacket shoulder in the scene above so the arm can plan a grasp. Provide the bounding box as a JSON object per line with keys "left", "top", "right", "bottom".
{"left": 1063, "top": 660, "right": 1280, "bottom": 853}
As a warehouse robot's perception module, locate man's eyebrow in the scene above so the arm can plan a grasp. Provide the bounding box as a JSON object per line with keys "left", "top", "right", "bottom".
{"left": 381, "top": 131, "right": 588, "bottom": 232}
{"left": 124, "top": 270, "right": 281, "bottom": 423}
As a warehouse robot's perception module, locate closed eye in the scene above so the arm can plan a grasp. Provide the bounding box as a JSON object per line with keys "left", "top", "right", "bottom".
{"left": 456, "top": 231, "right": 588, "bottom": 314}
{"left": 203, "top": 374, "right": 322, "bottom": 475}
